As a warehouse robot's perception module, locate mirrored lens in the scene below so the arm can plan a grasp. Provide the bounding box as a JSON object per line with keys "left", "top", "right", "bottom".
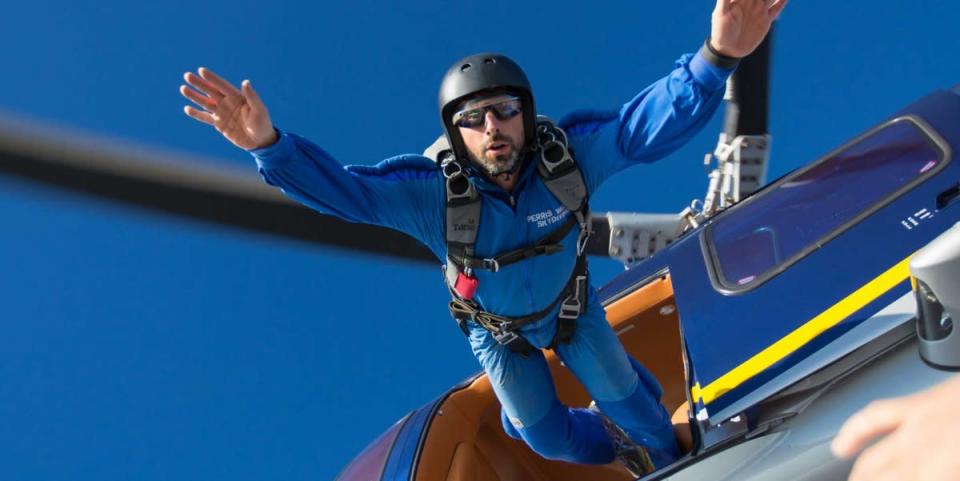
{"left": 492, "top": 100, "right": 522, "bottom": 120}
{"left": 456, "top": 109, "right": 486, "bottom": 128}
{"left": 453, "top": 97, "right": 521, "bottom": 128}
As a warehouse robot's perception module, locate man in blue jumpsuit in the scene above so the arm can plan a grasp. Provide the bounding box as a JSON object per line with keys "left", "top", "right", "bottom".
{"left": 180, "top": 0, "right": 786, "bottom": 474}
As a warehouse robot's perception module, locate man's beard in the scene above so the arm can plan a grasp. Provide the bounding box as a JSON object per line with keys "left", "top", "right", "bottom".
{"left": 467, "top": 133, "right": 525, "bottom": 178}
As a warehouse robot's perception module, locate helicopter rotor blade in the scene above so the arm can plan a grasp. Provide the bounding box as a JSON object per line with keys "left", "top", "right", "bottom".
{"left": 0, "top": 119, "right": 436, "bottom": 263}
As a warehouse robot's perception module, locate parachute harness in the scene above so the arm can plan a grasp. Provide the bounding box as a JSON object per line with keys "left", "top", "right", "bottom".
{"left": 439, "top": 117, "right": 592, "bottom": 355}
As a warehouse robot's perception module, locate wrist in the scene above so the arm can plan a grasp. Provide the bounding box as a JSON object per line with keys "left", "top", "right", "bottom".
{"left": 254, "top": 127, "right": 280, "bottom": 150}
{"left": 701, "top": 37, "right": 741, "bottom": 69}
{"left": 249, "top": 128, "right": 294, "bottom": 169}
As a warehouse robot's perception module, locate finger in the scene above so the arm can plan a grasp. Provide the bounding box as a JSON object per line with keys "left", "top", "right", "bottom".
{"left": 847, "top": 435, "right": 899, "bottom": 481}
{"left": 199, "top": 67, "right": 242, "bottom": 98}
{"left": 714, "top": 0, "right": 733, "bottom": 15}
{"left": 184, "top": 71, "right": 224, "bottom": 100}
{"left": 768, "top": 0, "right": 788, "bottom": 19}
{"left": 179, "top": 84, "right": 217, "bottom": 112}
{"left": 241, "top": 80, "right": 267, "bottom": 113}
{"left": 183, "top": 105, "right": 215, "bottom": 126}
{"left": 743, "top": 0, "right": 765, "bottom": 16}
{"left": 832, "top": 400, "right": 906, "bottom": 459}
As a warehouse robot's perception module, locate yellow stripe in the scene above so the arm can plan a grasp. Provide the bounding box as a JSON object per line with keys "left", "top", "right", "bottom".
{"left": 691, "top": 383, "right": 702, "bottom": 404}
{"left": 692, "top": 256, "right": 913, "bottom": 405}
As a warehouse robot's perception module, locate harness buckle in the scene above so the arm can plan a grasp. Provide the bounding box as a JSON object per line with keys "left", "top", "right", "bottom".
{"left": 540, "top": 140, "right": 573, "bottom": 174}
{"left": 576, "top": 229, "right": 589, "bottom": 256}
{"left": 559, "top": 302, "right": 580, "bottom": 320}
{"left": 559, "top": 275, "right": 587, "bottom": 320}
{"left": 570, "top": 210, "right": 592, "bottom": 257}
{"left": 536, "top": 117, "right": 568, "bottom": 150}
{"left": 442, "top": 161, "right": 475, "bottom": 202}
{"left": 441, "top": 159, "right": 463, "bottom": 179}
{"left": 492, "top": 329, "right": 531, "bottom": 354}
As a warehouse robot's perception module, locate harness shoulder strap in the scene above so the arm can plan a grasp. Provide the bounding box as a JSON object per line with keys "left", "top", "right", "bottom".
{"left": 441, "top": 159, "right": 482, "bottom": 285}
{"left": 534, "top": 116, "right": 592, "bottom": 255}
{"left": 423, "top": 136, "right": 484, "bottom": 282}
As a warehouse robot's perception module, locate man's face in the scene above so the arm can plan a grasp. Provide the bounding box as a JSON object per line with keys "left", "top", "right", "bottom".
{"left": 454, "top": 94, "right": 526, "bottom": 177}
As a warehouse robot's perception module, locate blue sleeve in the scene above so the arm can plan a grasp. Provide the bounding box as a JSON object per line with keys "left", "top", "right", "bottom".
{"left": 249, "top": 130, "right": 445, "bottom": 254}
{"left": 560, "top": 50, "right": 734, "bottom": 194}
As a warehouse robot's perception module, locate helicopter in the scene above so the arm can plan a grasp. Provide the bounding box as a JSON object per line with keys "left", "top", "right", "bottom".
{"left": 328, "top": 34, "right": 960, "bottom": 480}
{"left": 2, "top": 27, "right": 959, "bottom": 481}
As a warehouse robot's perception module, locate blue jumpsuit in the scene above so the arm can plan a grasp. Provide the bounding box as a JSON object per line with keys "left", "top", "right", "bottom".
{"left": 250, "top": 51, "right": 732, "bottom": 467}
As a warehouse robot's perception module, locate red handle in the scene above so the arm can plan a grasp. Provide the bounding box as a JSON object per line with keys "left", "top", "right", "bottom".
{"left": 454, "top": 273, "right": 479, "bottom": 300}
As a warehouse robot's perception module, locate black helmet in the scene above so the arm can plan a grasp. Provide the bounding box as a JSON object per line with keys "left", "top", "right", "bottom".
{"left": 438, "top": 53, "right": 536, "bottom": 163}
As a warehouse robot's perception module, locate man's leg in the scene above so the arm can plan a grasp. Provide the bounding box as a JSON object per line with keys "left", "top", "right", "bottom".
{"left": 553, "top": 298, "right": 680, "bottom": 468}
{"left": 466, "top": 321, "right": 615, "bottom": 464}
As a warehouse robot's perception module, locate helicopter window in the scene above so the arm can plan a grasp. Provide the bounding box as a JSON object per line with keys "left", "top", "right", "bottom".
{"left": 706, "top": 117, "right": 947, "bottom": 291}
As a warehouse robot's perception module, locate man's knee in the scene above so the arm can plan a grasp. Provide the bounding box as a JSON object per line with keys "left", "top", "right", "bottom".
{"left": 514, "top": 403, "right": 615, "bottom": 464}
{"left": 499, "top": 406, "right": 569, "bottom": 459}
{"left": 522, "top": 427, "right": 573, "bottom": 460}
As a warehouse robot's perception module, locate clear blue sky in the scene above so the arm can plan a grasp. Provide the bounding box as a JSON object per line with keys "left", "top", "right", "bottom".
{"left": 0, "top": 1, "right": 956, "bottom": 479}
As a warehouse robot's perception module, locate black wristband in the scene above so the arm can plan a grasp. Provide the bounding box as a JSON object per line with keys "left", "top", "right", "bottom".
{"left": 700, "top": 37, "right": 741, "bottom": 69}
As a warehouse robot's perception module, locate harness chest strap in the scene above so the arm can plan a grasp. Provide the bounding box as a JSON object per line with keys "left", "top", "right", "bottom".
{"left": 453, "top": 214, "right": 577, "bottom": 273}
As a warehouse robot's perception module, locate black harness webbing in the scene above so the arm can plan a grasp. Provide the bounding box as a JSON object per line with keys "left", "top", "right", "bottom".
{"left": 452, "top": 215, "right": 576, "bottom": 273}
{"left": 447, "top": 255, "right": 588, "bottom": 355}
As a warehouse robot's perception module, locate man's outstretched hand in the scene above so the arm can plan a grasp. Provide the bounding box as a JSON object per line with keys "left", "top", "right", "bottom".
{"left": 180, "top": 68, "right": 278, "bottom": 151}
{"left": 710, "top": 0, "right": 788, "bottom": 58}
{"left": 832, "top": 374, "right": 960, "bottom": 481}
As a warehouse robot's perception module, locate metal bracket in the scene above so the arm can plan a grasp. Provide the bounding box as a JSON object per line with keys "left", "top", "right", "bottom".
{"left": 698, "top": 133, "right": 771, "bottom": 222}
{"left": 606, "top": 212, "right": 686, "bottom": 268}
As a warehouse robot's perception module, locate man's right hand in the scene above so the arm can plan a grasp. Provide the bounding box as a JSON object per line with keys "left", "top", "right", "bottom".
{"left": 180, "top": 68, "right": 278, "bottom": 151}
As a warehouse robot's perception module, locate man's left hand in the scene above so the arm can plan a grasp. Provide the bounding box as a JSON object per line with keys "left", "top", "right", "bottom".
{"left": 710, "top": 0, "right": 788, "bottom": 58}
{"left": 832, "top": 375, "right": 960, "bottom": 481}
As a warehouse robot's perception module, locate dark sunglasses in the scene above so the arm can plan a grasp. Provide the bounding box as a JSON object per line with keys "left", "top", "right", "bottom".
{"left": 452, "top": 97, "right": 522, "bottom": 128}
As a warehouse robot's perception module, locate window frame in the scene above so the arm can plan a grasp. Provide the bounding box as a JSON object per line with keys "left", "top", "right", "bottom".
{"left": 701, "top": 115, "right": 952, "bottom": 295}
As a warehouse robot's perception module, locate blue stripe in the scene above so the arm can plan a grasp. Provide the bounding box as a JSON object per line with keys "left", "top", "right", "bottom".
{"left": 380, "top": 399, "right": 438, "bottom": 481}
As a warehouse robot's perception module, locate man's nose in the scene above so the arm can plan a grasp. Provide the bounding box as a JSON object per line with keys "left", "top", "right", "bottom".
{"left": 483, "top": 110, "right": 502, "bottom": 134}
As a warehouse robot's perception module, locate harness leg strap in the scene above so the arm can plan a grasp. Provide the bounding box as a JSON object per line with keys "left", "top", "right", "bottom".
{"left": 450, "top": 298, "right": 536, "bottom": 355}
{"left": 493, "top": 330, "right": 536, "bottom": 356}
{"left": 550, "top": 274, "right": 588, "bottom": 350}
